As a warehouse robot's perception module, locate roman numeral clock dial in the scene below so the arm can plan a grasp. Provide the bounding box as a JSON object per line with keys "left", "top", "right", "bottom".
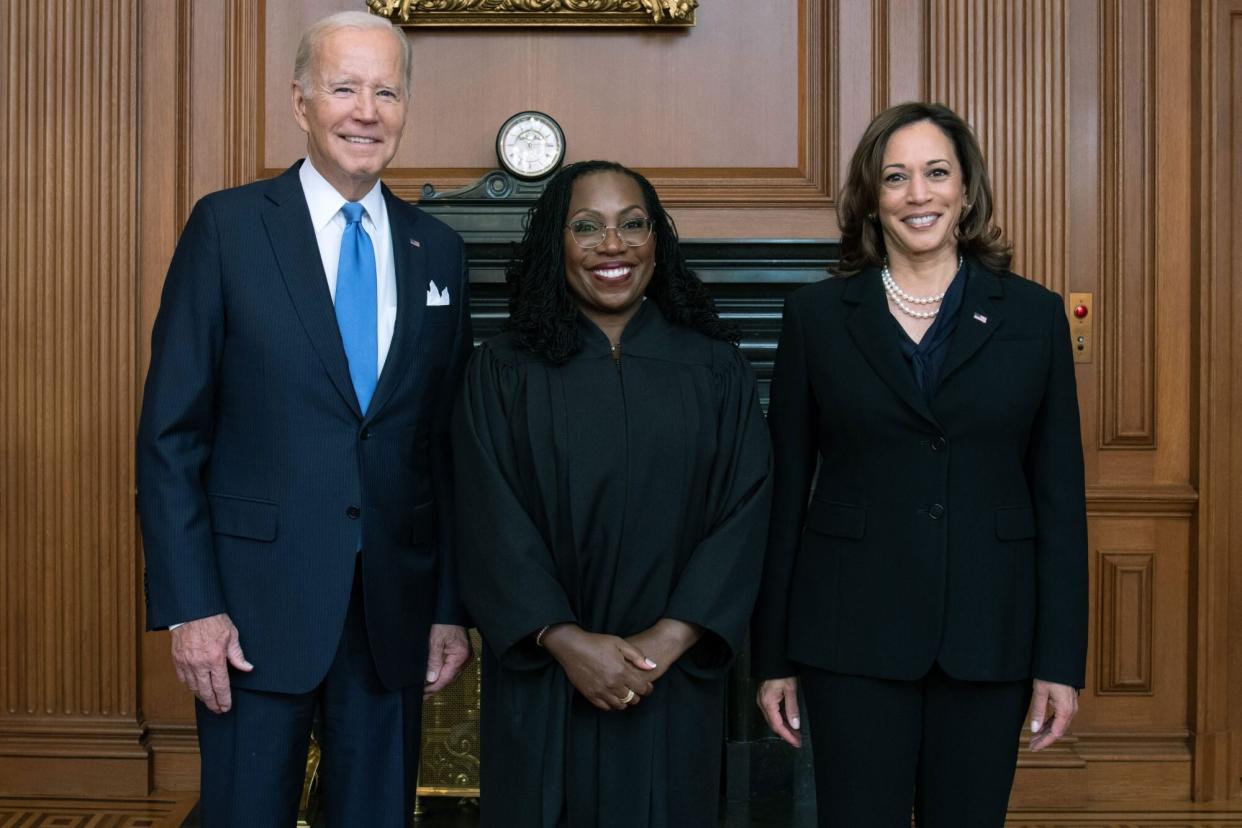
{"left": 496, "top": 111, "right": 566, "bottom": 181}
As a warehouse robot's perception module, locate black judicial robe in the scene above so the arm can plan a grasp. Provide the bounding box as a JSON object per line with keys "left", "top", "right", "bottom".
{"left": 452, "top": 302, "right": 772, "bottom": 828}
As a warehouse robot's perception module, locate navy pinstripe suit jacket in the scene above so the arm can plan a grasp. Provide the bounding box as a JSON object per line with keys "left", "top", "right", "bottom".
{"left": 137, "top": 162, "right": 471, "bottom": 693}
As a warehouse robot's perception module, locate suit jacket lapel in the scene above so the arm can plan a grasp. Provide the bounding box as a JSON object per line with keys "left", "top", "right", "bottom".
{"left": 843, "top": 269, "right": 940, "bottom": 427}
{"left": 365, "top": 186, "right": 427, "bottom": 420}
{"left": 937, "top": 260, "right": 1004, "bottom": 387}
{"left": 261, "top": 163, "right": 362, "bottom": 418}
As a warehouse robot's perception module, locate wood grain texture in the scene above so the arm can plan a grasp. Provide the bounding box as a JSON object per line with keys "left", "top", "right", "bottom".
{"left": 0, "top": 1, "right": 146, "bottom": 793}
{"left": 926, "top": 0, "right": 1067, "bottom": 297}
{"left": 225, "top": 0, "right": 262, "bottom": 190}
{"left": 256, "top": 0, "right": 830, "bottom": 207}
{"left": 1191, "top": 0, "right": 1242, "bottom": 802}
{"left": 1097, "top": 553, "right": 1154, "bottom": 695}
{"left": 1099, "top": 0, "right": 1156, "bottom": 449}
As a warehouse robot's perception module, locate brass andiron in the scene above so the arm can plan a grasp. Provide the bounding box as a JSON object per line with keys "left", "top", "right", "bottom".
{"left": 297, "top": 630, "right": 484, "bottom": 825}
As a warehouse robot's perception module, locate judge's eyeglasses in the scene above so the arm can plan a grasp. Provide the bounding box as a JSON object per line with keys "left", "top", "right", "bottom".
{"left": 564, "top": 217, "right": 654, "bottom": 249}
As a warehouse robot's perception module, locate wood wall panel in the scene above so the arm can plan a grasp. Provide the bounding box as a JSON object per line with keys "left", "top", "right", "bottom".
{"left": 1099, "top": 0, "right": 1156, "bottom": 449}
{"left": 1192, "top": 0, "right": 1242, "bottom": 802}
{"left": 1097, "top": 552, "right": 1154, "bottom": 695}
{"left": 256, "top": 0, "right": 832, "bottom": 209}
{"left": 224, "top": 1, "right": 264, "bottom": 190}
{"left": 0, "top": 1, "right": 146, "bottom": 796}
{"left": 139, "top": 2, "right": 202, "bottom": 792}
{"left": 926, "top": 0, "right": 1067, "bottom": 297}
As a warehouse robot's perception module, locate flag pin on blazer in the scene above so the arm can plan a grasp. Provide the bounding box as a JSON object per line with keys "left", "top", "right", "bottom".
{"left": 973, "top": 311, "right": 988, "bottom": 324}
{"left": 409, "top": 238, "right": 420, "bottom": 248}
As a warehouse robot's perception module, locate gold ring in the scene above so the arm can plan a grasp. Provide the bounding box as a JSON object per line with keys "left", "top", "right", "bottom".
{"left": 620, "top": 689, "right": 636, "bottom": 704}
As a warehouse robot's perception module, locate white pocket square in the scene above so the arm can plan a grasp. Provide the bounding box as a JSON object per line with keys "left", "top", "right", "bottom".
{"left": 426, "top": 280, "right": 450, "bottom": 306}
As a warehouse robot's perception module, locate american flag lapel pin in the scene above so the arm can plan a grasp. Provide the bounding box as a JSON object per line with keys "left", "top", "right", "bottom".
{"left": 409, "top": 238, "right": 421, "bottom": 248}
{"left": 973, "top": 311, "right": 988, "bottom": 324}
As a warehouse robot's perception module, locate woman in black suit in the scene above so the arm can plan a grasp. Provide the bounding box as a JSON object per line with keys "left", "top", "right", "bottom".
{"left": 752, "top": 102, "right": 1087, "bottom": 827}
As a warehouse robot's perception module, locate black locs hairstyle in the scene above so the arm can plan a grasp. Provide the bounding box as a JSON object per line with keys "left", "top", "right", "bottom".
{"left": 504, "top": 160, "right": 739, "bottom": 364}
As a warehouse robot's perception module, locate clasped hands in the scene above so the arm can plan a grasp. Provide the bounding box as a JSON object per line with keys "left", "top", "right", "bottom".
{"left": 540, "top": 619, "right": 700, "bottom": 712}
{"left": 170, "top": 613, "right": 472, "bottom": 713}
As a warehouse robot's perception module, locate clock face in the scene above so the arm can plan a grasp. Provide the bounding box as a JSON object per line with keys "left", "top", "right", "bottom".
{"left": 496, "top": 112, "right": 566, "bottom": 180}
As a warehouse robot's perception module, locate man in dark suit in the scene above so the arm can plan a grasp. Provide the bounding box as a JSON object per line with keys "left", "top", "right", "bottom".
{"left": 136, "top": 11, "right": 471, "bottom": 826}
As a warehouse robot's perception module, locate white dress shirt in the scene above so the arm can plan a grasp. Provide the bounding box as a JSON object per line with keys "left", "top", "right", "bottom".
{"left": 299, "top": 157, "right": 398, "bottom": 374}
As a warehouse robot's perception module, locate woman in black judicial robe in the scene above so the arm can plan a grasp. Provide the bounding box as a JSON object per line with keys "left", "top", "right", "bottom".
{"left": 452, "top": 160, "right": 772, "bottom": 828}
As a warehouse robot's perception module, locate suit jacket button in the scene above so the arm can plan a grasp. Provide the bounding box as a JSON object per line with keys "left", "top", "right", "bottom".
{"left": 928, "top": 503, "right": 945, "bottom": 519}
{"left": 346, "top": 505, "right": 361, "bottom": 519}
{"left": 930, "top": 435, "right": 946, "bottom": 451}
{"left": 360, "top": 428, "right": 372, "bottom": 440}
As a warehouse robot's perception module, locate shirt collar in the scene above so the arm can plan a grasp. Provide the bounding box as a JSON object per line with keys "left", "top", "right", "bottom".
{"left": 298, "top": 157, "right": 385, "bottom": 233}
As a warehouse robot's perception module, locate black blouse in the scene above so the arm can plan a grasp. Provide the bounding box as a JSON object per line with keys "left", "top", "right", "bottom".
{"left": 890, "top": 264, "right": 967, "bottom": 398}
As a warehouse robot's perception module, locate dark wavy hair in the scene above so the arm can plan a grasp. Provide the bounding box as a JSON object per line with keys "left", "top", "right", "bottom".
{"left": 505, "top": 160, "right": 738, "bottom": 364}
{"left": 837, "top": 102, "right": 1013, "bottom": 275}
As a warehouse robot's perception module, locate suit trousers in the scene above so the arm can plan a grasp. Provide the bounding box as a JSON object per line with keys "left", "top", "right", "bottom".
{"left": 801, "top": 664, "right": 1032, "bottom": 828}
{"left": 195, "top": 561, "right": 424, "bottom": 827}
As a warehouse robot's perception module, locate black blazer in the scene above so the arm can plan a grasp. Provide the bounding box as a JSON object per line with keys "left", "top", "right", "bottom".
{"left": 137, "top": 162, "right": 472, "bottom": 693}
{"left": 752, "top": 259, "right": 1087, "bottom": 688}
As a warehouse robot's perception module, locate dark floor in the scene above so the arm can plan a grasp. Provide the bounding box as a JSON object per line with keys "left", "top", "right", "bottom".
{"left": 412, "top": 796, "right": 815, "bottom": 827}
{"left": 178, "top": 795, "right": 816, "bottom": 827}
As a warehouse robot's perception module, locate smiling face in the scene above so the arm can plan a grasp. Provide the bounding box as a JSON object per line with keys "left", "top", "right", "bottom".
{"left": 562, "top": 171, "right": 657, "bottom": 339}
{"left": 291, "top": 27, "right": 407, "bottom": 202}
{"left": 876, "top": 119, "right": 967, "bottom": 267}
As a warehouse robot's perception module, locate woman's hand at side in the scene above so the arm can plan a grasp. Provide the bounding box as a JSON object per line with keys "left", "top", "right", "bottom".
{"left": 541, "top": 624, "right": 657, "bottom": 711}
{"left": 756, "top": 678, "right": 802, "bottom": 747}
{"left": 1028, "top": 679, "right": 1078, "bottom": 751}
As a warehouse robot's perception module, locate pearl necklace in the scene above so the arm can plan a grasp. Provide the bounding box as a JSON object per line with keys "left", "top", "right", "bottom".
{"left": 881, "top": 256, "right": 964, "bottom": 319}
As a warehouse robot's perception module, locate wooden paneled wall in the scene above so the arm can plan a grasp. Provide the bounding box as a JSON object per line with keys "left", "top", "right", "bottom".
{"left": 0, "top": 1, "right": 147, "bottom": 796}
{"left": 1, "top": 0, "right": 1239, "bottom": 808}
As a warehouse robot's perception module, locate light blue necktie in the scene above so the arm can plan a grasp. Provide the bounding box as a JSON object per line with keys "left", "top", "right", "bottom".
{"left": 335, "top": 202, "right": 378, "bottom": 414}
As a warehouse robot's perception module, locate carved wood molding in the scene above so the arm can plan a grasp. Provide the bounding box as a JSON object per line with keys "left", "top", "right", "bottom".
{"left": 1097, "top": 552, "right": 1155, "bottom": 695}
{"left": 1192, "top": 0, "right": 1242, "bottom": 802}
{"left": 0, "top": 0, "right": 143, "bottom": 764}
{"left": 1084, "top": 483, "right": 1198, "bottom": 517}
{"left": 1005, "top": 816, "right": 1242, "bottom": 827}
{"left": 250, "top": 0, "right": 835, "bottom": 208}
{"left": 1098, "top": 0, "right": 1156, "bottom": 448}
{"left": 0, "top": 719, "right": 147, "bottom": 796}
{"left": 925, "top": 0, "right": 1068, "bottom": 298}
{"left": 871, "top": 0, "right": 890, "bottom": 112}
{"left": 225, "top": 0, "right": 263, "bottom": 191}
{"left": 366, "top": 0, "right": 698, "bottom": 26}
{"left": 176, "top": 0, "right": 194, "bottom": 226}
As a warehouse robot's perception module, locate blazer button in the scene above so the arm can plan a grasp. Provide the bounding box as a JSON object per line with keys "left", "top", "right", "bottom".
{"left": 928, "top": 503, "right": 945, "bottom": 519}
{"left": 360, "top": 428, "right": 372, "bottom": 440}
{"left": 930, "top": 435, "right": 947, "bottom": 451}
{"left": 346, "top": 505, "right": 361, "bottom": 519}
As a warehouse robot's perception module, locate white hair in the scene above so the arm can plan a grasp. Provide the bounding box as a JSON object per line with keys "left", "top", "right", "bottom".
{"left": 294, "top": 10, "right": 412, "bottom": 97}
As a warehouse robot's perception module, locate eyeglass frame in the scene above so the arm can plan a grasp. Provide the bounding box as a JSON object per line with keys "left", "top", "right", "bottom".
{"left": 563, "top": 216, "right": 655, "bottom": 249}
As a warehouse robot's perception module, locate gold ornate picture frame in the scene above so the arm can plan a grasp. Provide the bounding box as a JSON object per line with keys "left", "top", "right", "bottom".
{"left": 366, "top": 0, "right": 697, "bottom": 27}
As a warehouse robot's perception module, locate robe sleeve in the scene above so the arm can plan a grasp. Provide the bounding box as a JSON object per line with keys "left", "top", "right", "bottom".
{"left": 665, "top": 345, "right": 773, "bottom": 678}
{"left": 452, "top": 343, "right": 578, "bottom": 671}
